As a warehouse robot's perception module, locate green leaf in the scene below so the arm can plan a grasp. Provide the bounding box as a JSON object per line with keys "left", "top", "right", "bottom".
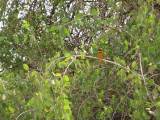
{"left": 57, "top": 62, "right": 61, "bottom": 68}
{"left": 56, "top": 80, "right": 60, "bottom": 87}
{"left": 54, "top": 52, "right": 60, "bottom": 59}
{"left": 158, "top": 86, "right": 160, "bottom": 91}
{"left": 65, "top": 82, "right": 70, "bottom": 87}
{"left": 120, "top": 60, "right": 126, "bottom": 66}
{"left": 64, "top": 99, "right": 69, "bottom": 105}
{"left": 134, "top": 40, "right": 139, "bottom": 45}
{"left": 142, "top": 33, "right": 148, "bottom": 40}
{"left": 27, "top": 98, "right": 34, "bottom": 106}
{"left": 64, "top": 104, "right": 70, "bottom": 110}
{"left": 138, "top": 0, "right": 143, "bottom": 5}
{"left": 14, "top": 35, "right": 19, "bottom": 44}
{"left": 50, "top": 25, "right": 58, "bottom": 32}
{"left": 150, "top": 18, "right": 155, "bottom": 26}
{"left": 133, "top": 110, "right": 141, "bottom": 118}
{"left": 107, "top": 18, "right": 113, "bottom": 24}
{"left": 23, "top": 21, "right": 30, "bottom": 28}
{"left": 0, "top": 37, "right": 5, "bottom": 42}
{"left": 97, "top": 8, "right": 99, "bottom": 14}
{"left": 77, "top": 19, "right": 82, "bottom": 25}
{"left": 149, "top": 65, "right": 157, "bottom": 73}
{"left": 45, "top": 78, "right": 49, "bottom": 84}
{"left": 147, "top": 0, "right": 152, "bottom": 3}
{"left": 153, "top": 88, "right": 158, "bottom": 97}
{"left": 132, "top": 61, "right": 136, "bottom": 69}
{"left": 64, "top": 75, "right": 69, "bottom": 81}
{"left": 47, "top": 110, "right": 54, "bottom": 119}
{"left": 63, "top": 49, "right": 70, "bottom": 57}
{"left": 127, "top": 74, "right": 134, "bottom": 79}
{"left": 75, "top": 13, "right": 83, "bottom": 19}
{"left": 158, "top": 101, "right": 160, "bottom": 106}
{"left": 31, "top": 71, "right": 36, "bottom": 76}
{"left": 90, "top": 9, "right": 97, "bottom": 16}
{"left": 124, "top": 40, "right": 128, "bottom": 45}
{"left": 55, "top": 73, "right": 61, "bottom": 77}
{"left": 23, "top": 34, "right": 28, "bottom": 42}
{"left": 80, "top": 51, "right": 85, "bottom": 59}
{"left": 118, "top": 1, "right": 122, "bottom": 6}
{"left": 23, "top": 64, "right": 29, "bottom": 71}
{"left": 63, "top": 28, "right": 70, "bottom": 37}
{"left": 113, "top": 56, "right": 119, "bottom": 62}
{"left": 9, "top": 106, "right": 14, "bottom": 113}
{"left": 64, "top": 57, "right": 70, "bottom": 62}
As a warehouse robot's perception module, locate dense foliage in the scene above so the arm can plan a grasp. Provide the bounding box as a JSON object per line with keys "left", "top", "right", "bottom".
{"left": 0, "top": 0, "right": 160, "bottom": 119}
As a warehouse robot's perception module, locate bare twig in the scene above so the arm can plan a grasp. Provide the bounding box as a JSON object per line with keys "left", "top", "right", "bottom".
{"left": 148, "top": 74, "right": 160, "bottom": 80}
{"left": 16, "top": 109, "right": 36, "bottom": 120}
{"left": 139, "top": 53, "right": 150, "bottom": 98}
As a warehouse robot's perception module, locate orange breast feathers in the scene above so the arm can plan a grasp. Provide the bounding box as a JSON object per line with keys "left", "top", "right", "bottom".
{"left": 98, "top": 48, "right": 104, "bottom": 68}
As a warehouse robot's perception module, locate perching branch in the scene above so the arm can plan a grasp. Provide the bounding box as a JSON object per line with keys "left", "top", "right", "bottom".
{"left": 47, "top": 55, "right": 142, "bottom": 78}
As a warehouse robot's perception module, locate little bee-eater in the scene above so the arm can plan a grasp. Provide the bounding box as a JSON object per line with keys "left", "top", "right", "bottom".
{"left": 98, "top": 48, "right": 104, "bottom": 68}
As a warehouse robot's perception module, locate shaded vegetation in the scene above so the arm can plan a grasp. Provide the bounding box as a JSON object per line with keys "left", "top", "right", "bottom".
{"left": 0, "top": 0, "right": 160, "bottom": 119}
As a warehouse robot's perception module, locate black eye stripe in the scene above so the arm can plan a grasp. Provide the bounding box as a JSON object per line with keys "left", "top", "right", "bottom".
{"left": 98, "top": 48, "right": 103, "bottom": 51}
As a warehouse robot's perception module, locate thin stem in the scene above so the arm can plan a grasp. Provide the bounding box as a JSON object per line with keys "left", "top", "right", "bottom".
{"left": 139, "top": 53, "right": 152, "bottom": 102}
{"left": 16, "top": 109, "right": 36, "bottom": 120}
{"left": 61, "top": 60, "right": 74, "bottom": 94}
{"left": 77, "top": 97, "right": 90, "bottom": 119}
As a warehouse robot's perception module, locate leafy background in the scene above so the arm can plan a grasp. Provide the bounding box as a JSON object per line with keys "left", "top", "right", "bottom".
{"left": 0, "top": 0, "right": 160, "bottom": 119}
